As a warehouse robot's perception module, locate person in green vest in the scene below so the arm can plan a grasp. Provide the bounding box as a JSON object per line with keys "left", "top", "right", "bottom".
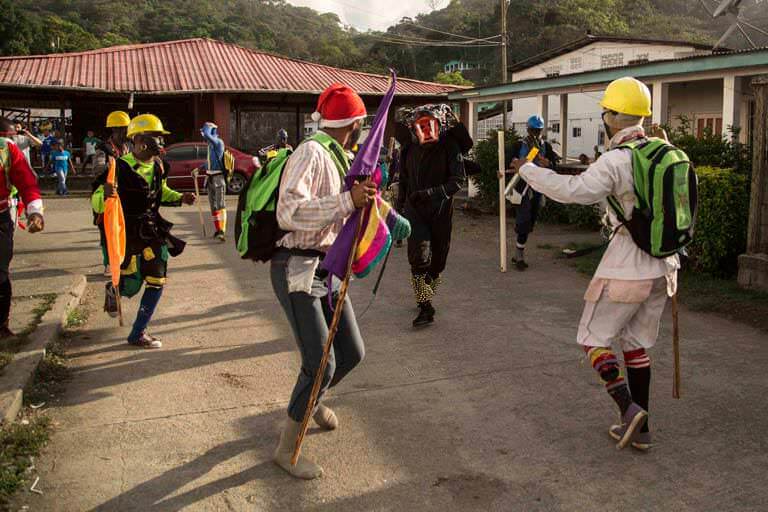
{"left": 92, "top": 114, "right": 196, "bottom": 349}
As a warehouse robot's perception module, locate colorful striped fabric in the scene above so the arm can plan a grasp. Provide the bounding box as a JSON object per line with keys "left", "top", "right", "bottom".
{"left": 350, "top": 166, "right": 402, "bottom": 278}
{"left": 321, "top": 72, "right": 402, "bottom": 284}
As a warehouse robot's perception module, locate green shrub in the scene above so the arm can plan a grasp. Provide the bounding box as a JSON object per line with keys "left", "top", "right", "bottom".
{"left": 667, "top": 116, "right": 752, "bottom": 175}
{"left": 470, "top": 129, "right": 521, "bottom": 206}
{"left": 538, "top": 201, "right": 602, "bottom": 230}
{"left": 688, "top": 167, "right": 750, "bottom": 277}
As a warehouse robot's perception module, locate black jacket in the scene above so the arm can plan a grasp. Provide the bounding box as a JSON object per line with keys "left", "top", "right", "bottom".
{"left": 115, "top": 158, "right": 185, "bottom": 257}
{"left": 396, "top": 136, "right": 465, "bottom": 220}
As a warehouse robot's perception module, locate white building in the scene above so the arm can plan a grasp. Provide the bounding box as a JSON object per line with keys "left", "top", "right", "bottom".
{"left": 467, "top": 35, "right": 753, "bottom": 161}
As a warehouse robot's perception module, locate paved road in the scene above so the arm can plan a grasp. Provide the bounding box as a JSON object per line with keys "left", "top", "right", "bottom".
{"left": 11, "top": 197, "right": 768, "bottom": 511}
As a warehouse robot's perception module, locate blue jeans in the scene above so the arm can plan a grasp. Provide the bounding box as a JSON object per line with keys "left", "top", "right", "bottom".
{"left": 55, "top": 170, "right": 68, "bottom": 195}
{"left": 270, "top": 250, "right": 365, "bottom": 422}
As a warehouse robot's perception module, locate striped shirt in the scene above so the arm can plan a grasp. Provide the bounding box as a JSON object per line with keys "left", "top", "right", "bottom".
{"left": 276, "top": 136, "right": 355, "bottom": 252}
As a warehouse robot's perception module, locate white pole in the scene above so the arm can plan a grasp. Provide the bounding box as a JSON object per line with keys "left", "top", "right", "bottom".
{"left": 498, "top": 130, "right": 507, "bottom": 273}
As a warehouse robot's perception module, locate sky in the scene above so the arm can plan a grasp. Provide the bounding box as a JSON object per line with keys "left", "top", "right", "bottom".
{"left": 286, "top": 0, "right": 440, "bottom": 31}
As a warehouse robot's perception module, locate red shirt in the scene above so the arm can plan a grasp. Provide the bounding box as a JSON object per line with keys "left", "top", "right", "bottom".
{"left": 0, "top": 139, "right": 41, "bottom": 210}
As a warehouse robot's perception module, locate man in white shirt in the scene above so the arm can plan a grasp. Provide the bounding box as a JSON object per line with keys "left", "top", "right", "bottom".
{"left": 270, "top": 83, "right": 376, "bottom": 480}
{"left": 509, "top": 77, "right": 679, "bottom": 451}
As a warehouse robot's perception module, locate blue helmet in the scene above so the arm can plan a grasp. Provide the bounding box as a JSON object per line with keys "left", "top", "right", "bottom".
{"left": 527, "top": 115, "right": 545, "bottom": 130}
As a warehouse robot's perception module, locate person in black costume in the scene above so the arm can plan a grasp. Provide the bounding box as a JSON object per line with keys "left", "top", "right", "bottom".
{"left": 396, "top": 105, "right": 472, "bottom": 327}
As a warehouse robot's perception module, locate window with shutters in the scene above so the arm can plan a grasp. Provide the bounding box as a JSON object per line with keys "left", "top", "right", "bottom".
{"left": 572, "top": 126, "right": 582, "bottom": 138}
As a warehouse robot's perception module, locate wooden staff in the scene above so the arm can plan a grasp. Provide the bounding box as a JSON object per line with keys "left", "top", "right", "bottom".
{"left": 292, "top": 209, "right": 367, "bottom": 466}
{"left": 672, "top": 292, "right": 681, "bottom": 399}
{"left": 191, "top": 168, "right": 207, "bottom": 237}
{"left": 497, "top": 131, "right": 507, "bottom": 273}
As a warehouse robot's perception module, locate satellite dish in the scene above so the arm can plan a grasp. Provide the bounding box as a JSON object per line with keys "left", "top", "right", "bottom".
{"left": 701, "top": 0, "right": 768, "bottom": 49}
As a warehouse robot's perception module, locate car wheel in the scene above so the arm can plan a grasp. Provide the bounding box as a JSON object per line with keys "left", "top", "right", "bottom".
{"left": 227, "top": 172, "right": 247, "bottom": 195}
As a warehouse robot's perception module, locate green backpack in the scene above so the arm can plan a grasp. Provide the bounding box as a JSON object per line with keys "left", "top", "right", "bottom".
{"left": 606, "top": 138, "right": 698, "bottom": 258}
{"left": 234, "top": 133, "right": 348, "bottom": 262}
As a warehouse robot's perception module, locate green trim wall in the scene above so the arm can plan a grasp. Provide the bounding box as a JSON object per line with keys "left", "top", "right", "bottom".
{"left": 448, "top": 50, "right": 768, "bottom": 100}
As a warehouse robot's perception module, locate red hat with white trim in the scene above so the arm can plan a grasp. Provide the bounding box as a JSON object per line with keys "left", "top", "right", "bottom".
{"left": 311, "top": 83, "right": 367, "bottom": 129}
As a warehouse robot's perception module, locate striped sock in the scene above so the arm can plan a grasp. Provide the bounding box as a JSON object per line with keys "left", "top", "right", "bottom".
{"left": 585, "top": 346, "right": 633, "bottom": 415}
{"left": 625, "top": 349, "right": 651, "bottom": 432}
{"left": 213, "top": 209, "right": 227, "bottom": 233}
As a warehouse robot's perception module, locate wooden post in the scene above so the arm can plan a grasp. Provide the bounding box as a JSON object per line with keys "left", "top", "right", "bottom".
{"left": 738, "top": 75, "right": 768, "bottom": 290}
{"left": 498, "top": 130, "right": 507, "bottom": 273}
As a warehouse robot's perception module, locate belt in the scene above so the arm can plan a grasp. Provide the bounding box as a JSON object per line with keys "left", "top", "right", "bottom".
{"left": 277, "top": 247, "right": 325, "bottom": 259}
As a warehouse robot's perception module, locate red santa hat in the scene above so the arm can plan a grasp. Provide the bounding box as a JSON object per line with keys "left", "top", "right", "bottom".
{"left": 311, "top": 83, "right": 367, "bottom": 129}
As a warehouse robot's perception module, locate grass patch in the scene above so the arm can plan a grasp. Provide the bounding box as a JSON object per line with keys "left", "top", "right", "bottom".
{"left": 14, "top": 294, "right": 57, "bottom": 342}
{"left": 24, "top": 338, "right": 70, "bottom": 407}
{"left": 0, "top": 415, "right": 51, "bottom": 506}
{"left": 65, "top": 307, "right": 88, "bottom": 329}
{"left": 680, "top": 273, "right": 768, "bottom": 332}
{"left": 537, "top": 243, "right": 556, "bottom": 250}
{"left": 561, "top": 241, "right": 768, "bottom": 332}
{"left": 561, "top": 242, "right": 606, "bottom": 276}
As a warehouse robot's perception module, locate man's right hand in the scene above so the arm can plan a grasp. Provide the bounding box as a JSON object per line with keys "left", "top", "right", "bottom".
{"left": 104, "top": 183, "right": 118, "bottom": 198}
{"left": 350, "top": 178, "right": 377, "bottom": 208}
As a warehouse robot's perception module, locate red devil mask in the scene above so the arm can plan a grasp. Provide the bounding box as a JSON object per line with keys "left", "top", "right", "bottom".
{"left": 413, "top": 115, "right": 440, "bottom": 145}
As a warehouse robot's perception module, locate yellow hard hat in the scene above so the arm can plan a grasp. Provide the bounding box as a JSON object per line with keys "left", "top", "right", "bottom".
{"left": 127, "top": 113, "right": 170, "bottom": 139}
{"left": 106, "top": 111, "right": 131, "bottom": 128}
{"left": 600, "top": 77, "right": 652, "bottom": 117}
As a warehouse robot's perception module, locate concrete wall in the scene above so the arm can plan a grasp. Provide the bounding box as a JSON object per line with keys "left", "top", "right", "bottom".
{"left": 512, "top": 42, "right": 706, "bottom": 82}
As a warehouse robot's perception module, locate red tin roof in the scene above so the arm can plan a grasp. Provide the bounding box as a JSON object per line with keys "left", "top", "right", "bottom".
{"left": 0, "top": 38, "right": 463, "bottom": 97}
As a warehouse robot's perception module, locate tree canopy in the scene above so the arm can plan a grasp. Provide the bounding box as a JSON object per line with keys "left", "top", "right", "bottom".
{"left": 1, "top": 0, "right": 764, "bottom": 84}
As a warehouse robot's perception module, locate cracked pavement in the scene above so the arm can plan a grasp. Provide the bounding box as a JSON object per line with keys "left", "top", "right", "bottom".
{"left": 10, "top": 197, "right": 768, "bottom": 511}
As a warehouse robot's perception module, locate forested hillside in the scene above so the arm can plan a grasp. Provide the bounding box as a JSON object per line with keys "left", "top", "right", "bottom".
{"left": 1, "top": 0, "right": 765, "bottom": 84}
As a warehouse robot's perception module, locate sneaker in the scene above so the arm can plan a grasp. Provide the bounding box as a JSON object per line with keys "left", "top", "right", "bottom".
{"left": 128, "top": 332, "right": 162, "bottom": 349}
{"left": 413, "top": 302, "right": 435, "bottom": 328}
{"left": 104, "top": 283, "right": 119, "bottom": 318}
{"left": 609, "top": 424, "right": 653, "bottom": 451}
{"left": 215, "top": 231, "right": 226, "bottom": 242}
{"left": 614, "top": 403, "right": 649, "bottom": 450}
{"left": 512, "top": 258, "right": 529, "bottom": 271}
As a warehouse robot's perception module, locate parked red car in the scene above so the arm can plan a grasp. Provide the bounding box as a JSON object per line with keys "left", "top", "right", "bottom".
{"left": 163, "top": 142, "right": 260, "bottom": 194}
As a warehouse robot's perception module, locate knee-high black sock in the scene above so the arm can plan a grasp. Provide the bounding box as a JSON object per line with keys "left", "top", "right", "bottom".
{"left": 0, "top": 278, "right": 11, "bottom": 327}
{"left": 625, "top": 349, "right": 651, "bottom": 432}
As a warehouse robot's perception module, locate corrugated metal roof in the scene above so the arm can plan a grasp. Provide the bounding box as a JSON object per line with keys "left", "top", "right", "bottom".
{"left": 0, "top": 38, "right": 462, "bottom": 97}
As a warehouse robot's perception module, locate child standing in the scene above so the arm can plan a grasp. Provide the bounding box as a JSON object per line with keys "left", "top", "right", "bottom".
{"left": 50, "top": 141, "right": 74, "bottom": 195}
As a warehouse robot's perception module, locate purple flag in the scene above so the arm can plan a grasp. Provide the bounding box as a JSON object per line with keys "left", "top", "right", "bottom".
{"left": 321, "top": 71, "right": 398, "bottom": 281}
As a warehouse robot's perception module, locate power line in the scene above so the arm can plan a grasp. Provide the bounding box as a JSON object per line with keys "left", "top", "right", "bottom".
{"left": 295, "top": 0, "right": 498, "bottom": 43}
{"left": 367, "top": 34, "right": 502, "bottom": 48}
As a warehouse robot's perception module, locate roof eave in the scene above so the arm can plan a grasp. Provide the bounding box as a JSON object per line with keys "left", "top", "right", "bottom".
{"left": 450, "top": 48, "right": 768, "bottom": 101}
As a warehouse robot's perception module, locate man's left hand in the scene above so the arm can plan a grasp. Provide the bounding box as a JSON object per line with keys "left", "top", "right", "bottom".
{"left": 27, "top": 214, "right": 44, "bottom": 233}
{"left": 509, "top": 158, "right": 527, "bottom": 174}
{"left": 182, "top": 192, "right": 197, "bottom": 205}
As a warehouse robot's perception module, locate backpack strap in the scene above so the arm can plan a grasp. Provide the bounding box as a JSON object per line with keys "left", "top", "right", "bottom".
{"left": 308, "top": 132, "right": 350, "bottom": 179}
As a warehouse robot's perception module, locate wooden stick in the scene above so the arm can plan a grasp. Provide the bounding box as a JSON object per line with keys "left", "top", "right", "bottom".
{"left": 116, "top": 292, "right": 124, "bottom": 327}
{"left": 497, "top": 131, "right": 507, "bottom": 273}
{"left": 672, "top": 292, "right": 681, "bottom": 399}
{"left": 291, "top": 210, "right": 366, "bottom": 466}
{"left": 191, "top": 168, "right": 207, "bottom": 237}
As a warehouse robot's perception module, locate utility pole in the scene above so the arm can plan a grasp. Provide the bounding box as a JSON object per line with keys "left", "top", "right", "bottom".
{"left": 501, "top": 0, "right": 508, "bottom": 134}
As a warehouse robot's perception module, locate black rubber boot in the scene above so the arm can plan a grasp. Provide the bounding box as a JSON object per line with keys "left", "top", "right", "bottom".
{"left": 413, "top": 301, "right": 435, "bottom": 327}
